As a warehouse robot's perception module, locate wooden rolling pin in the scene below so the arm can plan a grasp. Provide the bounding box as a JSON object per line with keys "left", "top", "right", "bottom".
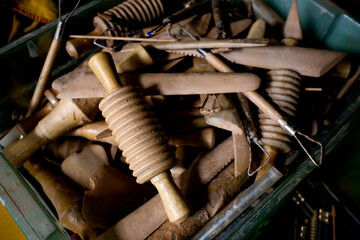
{"left": 88, "top": 52, "right": 190, "bottom": 224}
{"left": 3, "top": 98, "right": 99, "bottom": 168}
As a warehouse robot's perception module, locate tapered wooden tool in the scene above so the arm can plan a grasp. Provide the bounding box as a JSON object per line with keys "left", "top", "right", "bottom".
{"left": 247, "top": 19, "right": 266, "bottom": 39}
{"left": 24, "top": 160, "right": 98, "bottom": 240}
{"left": 282, "top": 0, "right": 303, "bottom": 46}
{"left": 88, "top": 52, "right": 190, "bottom": 224}
{"left": 3, "top": 98, "right": 99, "bottom": 168}
{"left": 220, "top": 46, "right": 346, "bottom": 77}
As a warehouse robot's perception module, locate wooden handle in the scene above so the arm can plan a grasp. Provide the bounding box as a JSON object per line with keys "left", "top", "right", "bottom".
{"left": 204, "top": 52, "right": 233, "bottom": 73}
{"left": 243, "top": 91, "right": 283, "bottom": 122}
{"left": 151, "top": 171, "right": 191, "bottom": 224}
{"left": 66, "top": 28, "right": 102, "bottom": 58}
{"left": 3, "top": 99, "right": 93, "bottom": 168}
{"left": 26, "top": 37, "right": 62, "bottom": 117}
{"left": 88, "top": 52, "right": 122, "bottom": 93}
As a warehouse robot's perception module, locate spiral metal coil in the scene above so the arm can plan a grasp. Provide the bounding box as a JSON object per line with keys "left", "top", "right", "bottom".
{"left": 99, "top": 86, "right": 175, "bottom": 184}
{"left": 93, "top": 0, "right": 165, "bottom": 43}
{"left": 259, "top": 69, "right": 301, "bottom": 153}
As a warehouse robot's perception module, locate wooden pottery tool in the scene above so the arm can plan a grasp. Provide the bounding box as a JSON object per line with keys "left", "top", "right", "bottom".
{"left": 282, "top": 0, "right": 303, "bottom": 46}
{"left": 56, "top": 72, "right": 261, "bottom": 99}
{"left": 82, "top": 165, "right": 156, "bottom": 229}
{"left": 247, "top": 18, "right": 266, "bottom": 38}
{"left": 88, "top": 52, "right": 190, "bottom": 224}
{"left": 66, "top": 0, "right": 176, "bottom": 58}
{"left": 141, "top": 38, "right": 269, "bottom": 50}
{"left": 97, "top": 136, "right": 234, "bottom": 240}
{"left": 3, "top": 98, "right": 100, "bottom": 168}
{"left": 170, "top": 46, "right": 347, "bottom": 77}
{"left": 26, "top": 0, "right": 81, "bottom": 117}
{"left": 24, "top": 159, "right": 98, "bottom": 240}
{"left": 61, "top": 144, "right": 109, "bottom": 189}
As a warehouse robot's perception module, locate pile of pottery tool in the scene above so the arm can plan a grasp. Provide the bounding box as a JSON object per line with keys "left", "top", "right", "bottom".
{"left": 1, "top": 0, "right": 357, "bottom": 239}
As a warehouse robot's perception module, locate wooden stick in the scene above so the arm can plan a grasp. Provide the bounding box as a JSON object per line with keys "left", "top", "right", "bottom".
{"left": 26, "top": 25, "right": 63, "bottom": 118}
{"left": 69, "top": 34, "right": 176, "bottom": 42}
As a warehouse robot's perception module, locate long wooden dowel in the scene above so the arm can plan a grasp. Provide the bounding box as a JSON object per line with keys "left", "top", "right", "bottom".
{"left": 69, "top": 35, "right": 176, "bottom": 42}
{"left": 26, "top": 31, "right": 62, "bottom": 117}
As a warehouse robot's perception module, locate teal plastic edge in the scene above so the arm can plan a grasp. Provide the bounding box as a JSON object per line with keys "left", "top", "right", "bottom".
{"left": 0, "top": 150, "right": 69, "bottom": 240}
{"left": 266, "top": 0, "right": 360, "bottom": 54}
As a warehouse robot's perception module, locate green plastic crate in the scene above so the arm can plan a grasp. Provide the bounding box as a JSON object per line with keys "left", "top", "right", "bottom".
{"left": 0, "top": 0, "right": 359, "bottom": 239}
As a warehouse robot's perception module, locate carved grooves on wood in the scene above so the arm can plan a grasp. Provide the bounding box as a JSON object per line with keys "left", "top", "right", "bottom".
{"left": 99, "top": 86, "right": 174, "bottom": 184}
{"left": 259, "top": 69, "right": 301, "bottom": 152}
{"left": 94, "top": 0, "right": 165, "bottom": 43}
